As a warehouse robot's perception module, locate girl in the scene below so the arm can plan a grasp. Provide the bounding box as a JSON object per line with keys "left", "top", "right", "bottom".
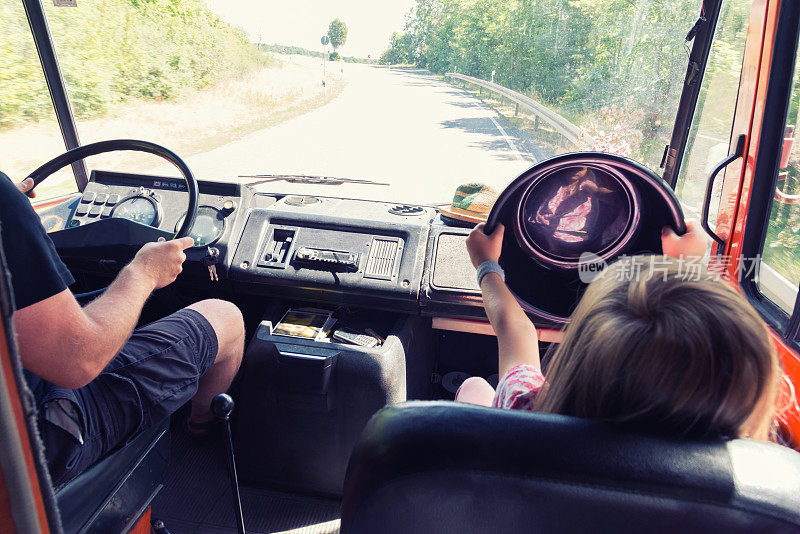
{"left": 459, "top": 221, "right": 784, "bottom": 441}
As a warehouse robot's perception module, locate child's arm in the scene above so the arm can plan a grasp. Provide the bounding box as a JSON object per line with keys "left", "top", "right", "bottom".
{"left": 466, "top": 223, "right": 541, "bottom": 377}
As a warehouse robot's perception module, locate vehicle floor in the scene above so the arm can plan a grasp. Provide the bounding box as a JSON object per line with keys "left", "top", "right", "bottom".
{"left": 152, "top": 421, "right": 341, "bottom": 534}
{"left": 149, "top": 331, "right": 532, "bottom": 533}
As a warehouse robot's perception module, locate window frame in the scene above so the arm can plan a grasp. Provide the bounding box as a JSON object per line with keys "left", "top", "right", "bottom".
{"left": 663, "top": 0, "right": 726, "bottom": 188}
{"left": 739, "top": 0, "right": 800, "bottom": 346}
{"left": 21, "top": 0, "right": 88, "bottom": 191}
{"left": 23, "top": 0, "right": 724, "bottom": 197}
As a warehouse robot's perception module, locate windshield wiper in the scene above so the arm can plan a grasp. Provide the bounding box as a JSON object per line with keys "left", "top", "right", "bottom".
{"left": 239, "top": 174, "right": 390, "bottom": 186}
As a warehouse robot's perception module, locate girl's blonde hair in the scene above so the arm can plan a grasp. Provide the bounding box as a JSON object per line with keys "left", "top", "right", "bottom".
{"left": 534, "top": 255, "right": 779, "bottom": 440}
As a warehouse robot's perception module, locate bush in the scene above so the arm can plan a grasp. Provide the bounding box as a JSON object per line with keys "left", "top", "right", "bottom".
{"left": 0, "top": 0, "right": 272, "bottom": 128}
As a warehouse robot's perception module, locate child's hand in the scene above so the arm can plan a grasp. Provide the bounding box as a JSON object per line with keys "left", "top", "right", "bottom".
{"left": 466, "top": 223, "right": 504, "bottom": 268}
{"left": 661, "top": 219, "right": 710, "bottom": 259}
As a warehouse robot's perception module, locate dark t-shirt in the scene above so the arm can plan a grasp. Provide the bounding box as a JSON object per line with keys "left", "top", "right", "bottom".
{"left": 0, "top": 173, "right": 74, "bottom": 309}
{"left": 0, "top": 172, "right": 75, "bottom": 402}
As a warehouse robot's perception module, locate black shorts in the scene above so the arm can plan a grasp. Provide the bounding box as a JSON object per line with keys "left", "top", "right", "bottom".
{"left": 38, "top": 308, "right": 218, "bottom": 487}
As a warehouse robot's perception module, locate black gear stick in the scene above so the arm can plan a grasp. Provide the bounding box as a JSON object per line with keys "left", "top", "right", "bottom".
{"left": 211, "top": 393, "right": 246, "bottom": 534}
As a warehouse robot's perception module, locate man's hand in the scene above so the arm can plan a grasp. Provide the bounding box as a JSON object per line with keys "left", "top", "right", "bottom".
{"left": 128, "top": 237, "right": 194, "bottom": 290}
{"left": 16, "top": 177, "right": 36, "bottom": 199}
{"left": 466, "top": 223, "right": 504, "bottom": 268}
{"left": 661, "top": 219, "right": 710, "bottom": 259}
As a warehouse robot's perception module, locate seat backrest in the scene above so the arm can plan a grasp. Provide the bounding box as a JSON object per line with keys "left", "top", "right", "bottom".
{"left": 341, "top": 401, "right": 800, "bottom": 534}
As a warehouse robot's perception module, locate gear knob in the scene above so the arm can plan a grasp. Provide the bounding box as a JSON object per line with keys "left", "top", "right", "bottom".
{"left": 211, "top": 393, "right": 235, "bottom": 421}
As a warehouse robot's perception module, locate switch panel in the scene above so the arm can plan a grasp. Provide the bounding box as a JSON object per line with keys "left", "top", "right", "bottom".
{"left": 258, "top": 226, "right": 297, "bottom": 269}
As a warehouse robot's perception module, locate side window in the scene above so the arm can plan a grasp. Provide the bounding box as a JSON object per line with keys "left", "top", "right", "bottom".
{"left": 758, "top": 66, "right": 800, "bottom": 314}
{"left": 0, "top": 0, "right": 79, "bottom": 201}
{"left": 675, "top": 1, "right": 750, "bottom": 216}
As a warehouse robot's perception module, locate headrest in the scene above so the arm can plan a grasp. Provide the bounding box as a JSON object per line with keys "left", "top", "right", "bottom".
{"left": 342, "top": 401, "right": 800, "bottom": 534}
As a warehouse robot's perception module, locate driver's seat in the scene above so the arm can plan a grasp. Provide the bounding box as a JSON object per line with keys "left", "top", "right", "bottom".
{"left": 341, "top": 401, "right": 800, "bottom": 534}
{"left": 54, "top": 420, "right": 169, "bottom": 533}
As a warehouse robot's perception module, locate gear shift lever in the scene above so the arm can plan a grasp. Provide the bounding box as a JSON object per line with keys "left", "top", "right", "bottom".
{"left": 212, "top": 394, "right": 246, "bottom": 534}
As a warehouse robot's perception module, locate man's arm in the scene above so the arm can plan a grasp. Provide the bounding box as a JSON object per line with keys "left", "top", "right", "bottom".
{"left": 14, "top": 237, "right": 194, "bottom": 389}
{"left": 466, "top": 224, "right": 540, "bottom": 377}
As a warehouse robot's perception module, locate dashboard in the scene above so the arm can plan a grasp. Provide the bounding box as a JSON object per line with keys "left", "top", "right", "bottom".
{"left": 41, "top": 170, "right": 459, "bottom": 316}
{"left": 39, "top": 155, "right": 684, "bottom": 328}
{"left": 66, "top": 170, "right": 242, "bottom": 245}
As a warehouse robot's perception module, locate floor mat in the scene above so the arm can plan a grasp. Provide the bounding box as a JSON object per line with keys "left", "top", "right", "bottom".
{"left": 152, "top": 423, "right": 341, "bottom": 534}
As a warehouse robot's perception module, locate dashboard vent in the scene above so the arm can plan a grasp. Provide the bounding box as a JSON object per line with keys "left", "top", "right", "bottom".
{"left": 389, "top": 204, "right": 423, "bottom": 216}
{"left": 284, "top": 195, "right": 320, "bottom": 206}
{"left": 365, "top": 238, "right": 401, "bottom": 280}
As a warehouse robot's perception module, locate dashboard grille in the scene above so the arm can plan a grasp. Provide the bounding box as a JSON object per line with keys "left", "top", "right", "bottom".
{"left": 365, "top": 238, "right": 400, "bottom": 279}
{"left": 389, "top": 204, "right": 424, "bottom": 216}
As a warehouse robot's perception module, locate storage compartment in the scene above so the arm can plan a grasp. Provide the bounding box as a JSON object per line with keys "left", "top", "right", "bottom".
{"left": 234, "top": 302, "right": 434, "bottom": 495}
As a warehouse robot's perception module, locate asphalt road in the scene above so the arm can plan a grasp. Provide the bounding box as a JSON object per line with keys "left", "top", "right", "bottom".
{"left": 180, "top": 59, "right": 544, "bottom": 206}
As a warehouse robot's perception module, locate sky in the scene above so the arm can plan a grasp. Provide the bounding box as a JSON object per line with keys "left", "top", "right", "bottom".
{"left": 204, "top": 0, "right": 416, "bottom": 58}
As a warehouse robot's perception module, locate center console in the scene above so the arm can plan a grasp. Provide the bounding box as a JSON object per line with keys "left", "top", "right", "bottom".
{"left": 234, "top": 300, "right": 435, "bottom": 495}
{"left": 228, "top": 195, "right": 433, "bottom": 312}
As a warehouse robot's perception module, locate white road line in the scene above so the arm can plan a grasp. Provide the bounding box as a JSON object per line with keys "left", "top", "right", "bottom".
{"left": 489, "top": 115, "right": 534, "bottom": 163}
{"left": 458, "top": 87, "right": 537, "bottom": 163}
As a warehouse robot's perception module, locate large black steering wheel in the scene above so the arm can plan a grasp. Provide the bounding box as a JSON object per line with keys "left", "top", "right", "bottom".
{"left": 27, "top": 139, "right": 199, "bottom": 239}
{"left": 28, "top": 139, "right": 199, "bottom": 301}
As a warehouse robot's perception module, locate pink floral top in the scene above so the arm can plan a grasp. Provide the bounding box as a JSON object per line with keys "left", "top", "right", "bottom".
{"left": 492, "top": 364, "right": 545, "bottom": 411}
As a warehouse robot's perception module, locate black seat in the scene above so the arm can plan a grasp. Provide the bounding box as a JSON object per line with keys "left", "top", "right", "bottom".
{"left": 55, "top": 420, "right": 170, "bottom": 534}
{"left": 342, "top": 401, "right": 800, "bottom": 534}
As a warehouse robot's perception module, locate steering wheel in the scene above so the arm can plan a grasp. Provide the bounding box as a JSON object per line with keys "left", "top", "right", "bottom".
{"left": 27, "top": 139, "right": 199, "bottom": 239}
{"left": 483, "top": 152, "right": 686, "bottom": 326}
{"left": 27, "top": 139, "right": 200, "bottom": 300}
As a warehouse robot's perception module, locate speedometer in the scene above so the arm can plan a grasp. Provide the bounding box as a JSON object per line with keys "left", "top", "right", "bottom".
{"left": 175, "top": 206, "right": 225, "bottom": 247}
{"left": 111, "top": 196, "right": 160, "bottom": 226}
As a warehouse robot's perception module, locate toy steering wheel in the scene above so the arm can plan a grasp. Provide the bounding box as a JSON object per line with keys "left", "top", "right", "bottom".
{"left": 27, "top": 139, "right": 199, "bottom": 239}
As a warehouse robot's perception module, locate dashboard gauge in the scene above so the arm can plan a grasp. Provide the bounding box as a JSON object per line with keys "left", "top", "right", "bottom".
{"left": 112, "top": 195, "right": 160, "bottom": 226}
{"left": 175, "top": 206, "right": 225, "bottom": 247}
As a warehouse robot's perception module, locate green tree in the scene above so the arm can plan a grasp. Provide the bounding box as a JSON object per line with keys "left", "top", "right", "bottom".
{"left": 380, "top": 32, "right": 415, "bottom": 64}
{"left": 379, "top": 0, "right": 735, "bottom": 168}
{"left": 328, "top": 19, "right": 348, "bottom": 53}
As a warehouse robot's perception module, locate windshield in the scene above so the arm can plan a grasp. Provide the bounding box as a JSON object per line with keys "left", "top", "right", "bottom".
{"left": 3, "top": 0, "right": 704, "bottom": 205}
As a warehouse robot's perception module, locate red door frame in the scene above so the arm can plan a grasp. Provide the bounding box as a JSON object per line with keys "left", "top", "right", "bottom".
{"left": 715, "top": 0, "right": 800, "bottom": 446}
{"left": 0, "top": 299, "right": 50, "bottom": 532}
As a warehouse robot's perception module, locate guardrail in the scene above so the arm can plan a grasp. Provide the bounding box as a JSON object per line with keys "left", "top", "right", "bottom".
{"left": 445, "top": 72, "right": 581, "bottom": 146}
{"left": 761, "top": 262, "right": 798, "bottom": 313}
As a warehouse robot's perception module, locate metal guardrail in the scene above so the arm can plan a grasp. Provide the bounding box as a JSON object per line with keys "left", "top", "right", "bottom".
{"left": 761, "top": 262, "right": 798, "bottom": 313}
{"left": 445, "top": 72, "right": 581, "bottom": 146}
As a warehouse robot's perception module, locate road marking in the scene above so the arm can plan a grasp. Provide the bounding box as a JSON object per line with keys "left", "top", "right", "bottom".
{"left": 489, "top": 115, "right": 532, "bottom": 162}
{"left": 457, "top": 86, "right": 538, "bottom": 163}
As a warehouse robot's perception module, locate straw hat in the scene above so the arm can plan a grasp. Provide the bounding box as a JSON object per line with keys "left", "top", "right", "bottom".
{"left": 439, "top": 183, "right": 499, "bottom": 226}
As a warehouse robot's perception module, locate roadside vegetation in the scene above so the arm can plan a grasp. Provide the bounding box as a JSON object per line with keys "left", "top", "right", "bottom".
{"left": 1, "top": 0, "right": 345, "bottom": 199}
{"left": 261, "top": 45, "right": 376, "bottom": 65}
{"left": 1, "top": 0, "right": 271, "bottom": 126}
{"left": 327, "top": 19, "right": 348, "bottom": 62}
{"left": 383, "top": 0, "right": 800, "bottom": 288}
{"left": 381, "top": 0, "right": 747, "bottom": 169}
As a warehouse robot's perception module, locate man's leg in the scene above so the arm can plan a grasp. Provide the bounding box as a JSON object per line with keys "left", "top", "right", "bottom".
{"left": 40, "top": 299, "right": 245, "bottom": 485}
{"left": 185, "top": 299, "right": 245, "bottom": 425}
